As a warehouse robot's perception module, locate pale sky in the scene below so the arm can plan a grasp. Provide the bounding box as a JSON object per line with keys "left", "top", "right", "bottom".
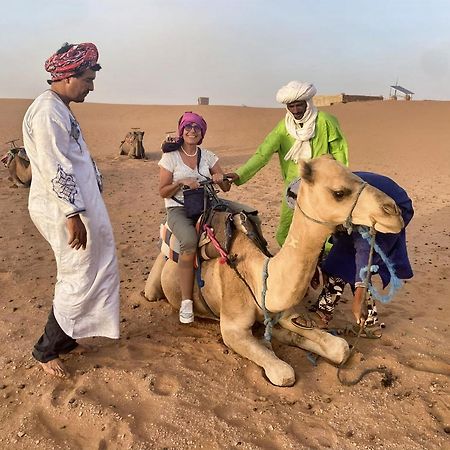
{"left": 2, "top": 0, "right": 450, "bottom": 106}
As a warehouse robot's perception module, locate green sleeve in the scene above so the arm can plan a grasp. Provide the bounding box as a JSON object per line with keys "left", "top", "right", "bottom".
{"left": 326, "top": 114, "right": 349, "bottom": 166}
{"left": 235, "top": 122, "right": 282, "bottom": 185}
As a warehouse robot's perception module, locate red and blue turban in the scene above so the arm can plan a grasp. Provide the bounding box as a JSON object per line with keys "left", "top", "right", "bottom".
{"left": 44, "top": 43, "right": 99, "bottom": 82}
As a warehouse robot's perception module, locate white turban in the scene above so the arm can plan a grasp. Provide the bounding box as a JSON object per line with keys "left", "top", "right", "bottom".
{"left": 276, "top": 81, "right": 317, "bottom": 104}
{"left": 276, "top": 81, "right": 319, "bottom": 163}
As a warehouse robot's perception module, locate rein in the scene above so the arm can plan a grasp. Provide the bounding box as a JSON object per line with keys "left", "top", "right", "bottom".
{"left": 295, "top": 183, "right": 396, "bottom": 386}
{"left": 336, "top": 227, "right": 395, "bottom": 387}
{"left": 296, "top": 181, "right": 368, "bottom": 234}
{"left": 228, "top": 256, "right": 281, "bottom": 342}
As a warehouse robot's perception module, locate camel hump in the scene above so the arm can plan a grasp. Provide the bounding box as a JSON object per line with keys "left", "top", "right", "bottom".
{"left": 231, "top": 211, "right": 271, "bottom": 257}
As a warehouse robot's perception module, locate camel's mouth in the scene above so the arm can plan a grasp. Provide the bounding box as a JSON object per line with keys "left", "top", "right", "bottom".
{"left": 371, "top": 215, "right": 403, "bottom": 234}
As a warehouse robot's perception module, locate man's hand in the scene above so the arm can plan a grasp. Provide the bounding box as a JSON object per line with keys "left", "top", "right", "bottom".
{"left": 352, "top": 286, "right": 368, "bottom": 325}
{"left": 224, "top": 172, "right": 240, "bottom": 183}
{"left": 310, "top": 265, "right": 321, "bottom": 290}
{"left": 67, "top": 214, "right": 87, "bottom": 250}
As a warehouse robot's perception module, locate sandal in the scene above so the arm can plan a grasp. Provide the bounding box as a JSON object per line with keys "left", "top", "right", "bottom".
{"left": 332, "top": 323, "right": 382, "bottom": 339}
{"left": 291, "top": 311, "right": 330, "bottom": 330}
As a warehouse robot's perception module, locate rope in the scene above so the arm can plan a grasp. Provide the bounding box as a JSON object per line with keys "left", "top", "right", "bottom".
{"left": 357, "top": 226, "right": 403, "bottom": 303}
{"left": 260, "top": 258, "right": 281, "bottom": 342}
{"left": 343, "top": 182, "right": 368, "bottom": 234}
{"left": 203, "top": 224, "right": 229, "bottom": 264}
{"left": 337, "top": 226, "right": 394, "bottom": 386}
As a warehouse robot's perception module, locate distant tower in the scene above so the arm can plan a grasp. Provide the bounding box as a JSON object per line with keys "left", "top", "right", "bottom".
{"left": 197, "top": 97, "right": 209, "bottom": 105}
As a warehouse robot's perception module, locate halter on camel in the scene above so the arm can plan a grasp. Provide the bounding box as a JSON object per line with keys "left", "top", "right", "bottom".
{"left": 295, "top": 180, "right": 368, "bottom": 235}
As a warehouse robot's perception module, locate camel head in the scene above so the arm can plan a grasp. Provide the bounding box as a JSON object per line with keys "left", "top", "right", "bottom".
{"left": 298, "top": 156, "right": 403, "bottom": 233}
{"left": 135, "top": 131, "right": 144, "bottom": 142}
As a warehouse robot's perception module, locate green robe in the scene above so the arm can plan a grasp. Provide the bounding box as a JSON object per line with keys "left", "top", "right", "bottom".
{"left": 235, "top": 111, "right": 349, "bottom": 246}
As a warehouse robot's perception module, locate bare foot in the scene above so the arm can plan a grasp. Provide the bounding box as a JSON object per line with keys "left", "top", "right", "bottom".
{"left": 38, "top": 359, "right": 67, "bottom": 378}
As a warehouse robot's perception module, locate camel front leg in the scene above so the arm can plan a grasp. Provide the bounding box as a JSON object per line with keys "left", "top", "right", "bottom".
{"left": 277, "top": 315, "right": 350, "bottom": 365}
{"left": 220, "top": 315, "right": 295, "bottom": 387}
{"left": 144, "top": 253, "right": 166, "bottom": 301}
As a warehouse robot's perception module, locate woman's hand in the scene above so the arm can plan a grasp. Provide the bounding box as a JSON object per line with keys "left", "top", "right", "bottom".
{"left": 212, "top": 173, "right": 225, "bottom": 184}
{"left": 212, "top": 173, "right": 232, "bottom": 192}
{"left": 179, "top": 177, "right": 200, "bottom": 189}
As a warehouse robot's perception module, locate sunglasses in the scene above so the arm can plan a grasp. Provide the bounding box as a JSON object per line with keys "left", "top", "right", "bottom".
{"left": 184, "top": 123, "right": 202, "bottom": 133}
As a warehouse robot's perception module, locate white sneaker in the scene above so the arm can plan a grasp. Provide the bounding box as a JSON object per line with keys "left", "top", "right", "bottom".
{"left": 179, "top": 299, "right": 194, "bottom": 324}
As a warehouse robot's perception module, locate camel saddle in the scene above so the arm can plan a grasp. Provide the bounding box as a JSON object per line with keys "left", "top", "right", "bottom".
{"left": 1, "top": 148, "right": 29, "bottom": 168}
{"left": 159, "top": 208, "right": 270, "bottom": 265}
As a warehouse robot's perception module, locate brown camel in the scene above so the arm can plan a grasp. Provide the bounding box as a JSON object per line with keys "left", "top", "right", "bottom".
{"left": 145, "top": 156, "right": 404, "bottom": 386}
{"left": 119, "top": 131, "right": 146, "bottom": 159}
{"left": 1, "top": 148, "right": 32, "bottom": 187}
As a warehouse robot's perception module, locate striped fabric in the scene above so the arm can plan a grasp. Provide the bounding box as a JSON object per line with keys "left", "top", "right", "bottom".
{"left": 160, "top": 223, "right": 180, "bottom": 263}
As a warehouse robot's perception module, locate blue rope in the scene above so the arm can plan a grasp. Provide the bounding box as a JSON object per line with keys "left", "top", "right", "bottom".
{"left": 357, "top": 226, "right": 403, "bottom": 303}
{"left": 261, "top": 258, "right": 281, "bottom": 342}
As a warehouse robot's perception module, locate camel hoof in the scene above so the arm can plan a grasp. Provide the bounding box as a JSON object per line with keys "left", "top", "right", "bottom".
{"left": 265, "top": 362, "right": 295, "bottom": 387}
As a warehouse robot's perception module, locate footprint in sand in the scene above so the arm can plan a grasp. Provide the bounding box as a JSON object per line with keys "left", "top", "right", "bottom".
{"left": 117, "top": 243, "right": 132, "bottom": 257}
{"left": 402, "top": 357, "right": 450, "bottom": 377}
{"left": 150, "top": 373, "right": 181, "bottom": 396}
{"left": 49, "top": 381, "right": 73, "bottom": 407}
{"left": 212, "top": 404, "right": 247, "bottom": 428}
{"left": 288, "top": 416, "right": 340, "bottom": 448}
{"left": 429, "top": 396, "right": 450, "bottom": 430}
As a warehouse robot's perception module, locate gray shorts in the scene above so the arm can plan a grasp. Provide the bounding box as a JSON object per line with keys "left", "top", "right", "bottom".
{"left": 166, "top": 207, "right": 198, "bottom": 254}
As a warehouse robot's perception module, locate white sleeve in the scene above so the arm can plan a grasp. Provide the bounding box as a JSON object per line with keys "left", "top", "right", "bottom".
{"left": 158, "top": 152, "right": 175, "bottom": 173}
{"left": 202, "top": 149, "right": 219, "bottom": 168}
{"left": 32, "top": 113, "right": 86, "bottom": 217}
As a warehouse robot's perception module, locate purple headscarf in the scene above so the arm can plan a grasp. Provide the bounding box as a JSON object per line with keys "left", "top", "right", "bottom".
{"left": 178, "top": 111, "right": 207, "bottom": 144}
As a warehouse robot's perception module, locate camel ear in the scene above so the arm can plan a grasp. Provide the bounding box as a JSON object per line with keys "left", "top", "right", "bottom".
{"left": 299, "top": 160, "right": 314, "bottom": 184}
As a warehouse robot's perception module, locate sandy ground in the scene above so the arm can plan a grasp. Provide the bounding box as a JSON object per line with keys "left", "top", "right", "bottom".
{"left": 0, "top": 98, "right": 449, "bottom": 450}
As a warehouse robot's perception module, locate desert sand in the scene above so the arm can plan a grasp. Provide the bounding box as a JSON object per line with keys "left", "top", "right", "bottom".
{"left": 0, "top": 98, "right": 449, "bottom": 450}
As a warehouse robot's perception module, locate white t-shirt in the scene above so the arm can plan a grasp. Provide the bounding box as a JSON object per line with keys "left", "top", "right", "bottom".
{"left": 158, "top": 148, "right": 219, "bottom": 208}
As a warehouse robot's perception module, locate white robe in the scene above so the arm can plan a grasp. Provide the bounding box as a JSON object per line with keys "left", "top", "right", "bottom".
{"left": 22, "top": 90, "right": 120, "bottom": 339}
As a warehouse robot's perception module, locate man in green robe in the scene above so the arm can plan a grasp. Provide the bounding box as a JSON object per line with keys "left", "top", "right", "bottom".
{"left": 227, "top": 81, "right": 349, "bottom": 246}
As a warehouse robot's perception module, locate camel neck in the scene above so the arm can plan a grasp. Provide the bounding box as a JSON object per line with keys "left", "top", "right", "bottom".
{"left": 264, "top": 208, "right": 331, "bottom": 313}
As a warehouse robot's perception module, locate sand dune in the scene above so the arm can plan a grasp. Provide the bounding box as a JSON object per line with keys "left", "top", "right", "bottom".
{"left": 0, "top": 98, "right": 449, "bottom": 449}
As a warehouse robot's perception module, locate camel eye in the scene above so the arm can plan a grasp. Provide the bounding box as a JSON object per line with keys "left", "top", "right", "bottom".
{"left": 333, "top": 190, "right": 345, "bottom": 200}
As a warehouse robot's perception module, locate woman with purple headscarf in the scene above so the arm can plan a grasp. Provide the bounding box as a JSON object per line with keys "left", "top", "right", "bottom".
{"left": 158, "top": 112, "right": 232, "bottom": 323}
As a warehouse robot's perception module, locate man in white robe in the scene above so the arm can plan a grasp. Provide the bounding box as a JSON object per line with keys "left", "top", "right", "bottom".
{"left": 22, "top": 42, "right": 120, "bottom": 377}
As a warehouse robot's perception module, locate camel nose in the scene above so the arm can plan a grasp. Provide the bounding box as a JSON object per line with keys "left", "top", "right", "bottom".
{"left": 382, "top": 202, "right": 400, "bottom": 216}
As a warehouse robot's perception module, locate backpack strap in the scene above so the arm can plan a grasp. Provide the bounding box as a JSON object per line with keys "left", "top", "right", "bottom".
{"left": 171, "top": 147, "right": 202, "bottom": 205}
{"left": 196, "top": 147, "right": 201, "bottom": 169}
